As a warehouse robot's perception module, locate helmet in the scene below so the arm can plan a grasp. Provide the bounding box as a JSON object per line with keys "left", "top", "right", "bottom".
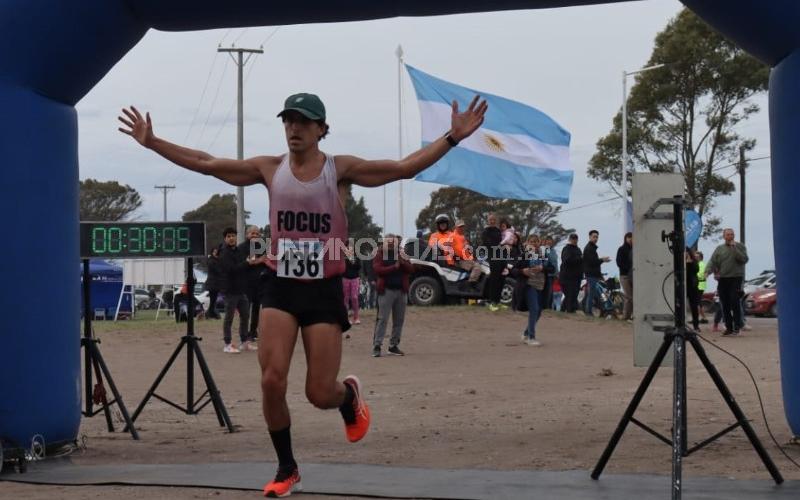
{"left": 435, "top": 213, "right": 450, "bottom": 225}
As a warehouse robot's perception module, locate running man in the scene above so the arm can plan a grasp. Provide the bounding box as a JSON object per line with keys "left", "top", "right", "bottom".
{"left": 118, "top": 92, "right": 487, "bottom": 497}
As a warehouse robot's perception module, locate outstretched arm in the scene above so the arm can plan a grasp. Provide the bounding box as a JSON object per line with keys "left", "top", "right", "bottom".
{"left": 337, "top": 96, "right": 488, "bottom": 187}
{"left": 118, "top": 106, "right": 269, "bottom": 186}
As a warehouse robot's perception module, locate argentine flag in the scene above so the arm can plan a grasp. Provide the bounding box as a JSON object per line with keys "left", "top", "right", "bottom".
{"left": 406, "top": 65, "right": 573, "bottom": 202}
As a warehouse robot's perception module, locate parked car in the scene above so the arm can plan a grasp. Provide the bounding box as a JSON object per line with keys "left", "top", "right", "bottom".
{"left": 701, "top": 291, "right": 718, "bottom": 314}
{"left": 134, "top": 288, "right": 156, "bottom": 309}
{"left": 172, "top": 283, "right": 224, "bottom": 315}
{"left": 743, "top": 272, "right": 776, "bottom": 295}
{"left": 745, "top": 288, "right": 777, "bottom": 317}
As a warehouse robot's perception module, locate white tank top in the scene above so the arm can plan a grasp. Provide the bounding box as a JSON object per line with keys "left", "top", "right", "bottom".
{"left": 266, "top": 153, "right": 348, "bottom": 279}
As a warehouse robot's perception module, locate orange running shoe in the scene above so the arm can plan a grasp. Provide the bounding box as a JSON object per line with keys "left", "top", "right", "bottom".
{"left": 343, "top": 375, "right": 370, "bottom": 442}
{"left": 263, "top": 468, "right": 302, "bottom": 498}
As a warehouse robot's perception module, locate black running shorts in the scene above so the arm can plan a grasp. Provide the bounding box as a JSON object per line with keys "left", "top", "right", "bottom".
{"left": 259, "top": 270, "right": 351, "bottom": 333}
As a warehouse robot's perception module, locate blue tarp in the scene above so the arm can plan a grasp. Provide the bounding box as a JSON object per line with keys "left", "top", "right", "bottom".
{"left": 80, "top": 260, "right": 131, "bottom": 318}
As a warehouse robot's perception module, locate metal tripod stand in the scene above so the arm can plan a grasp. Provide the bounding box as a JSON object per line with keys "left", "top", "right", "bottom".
{"left": 81, "top": 259, "right": 139, "bottom": 439}
{"left": 590, "top": 196, "right": 782, "bottom": 498}
{"left": 126, "top": 257, "right": 235, "bottom": 433}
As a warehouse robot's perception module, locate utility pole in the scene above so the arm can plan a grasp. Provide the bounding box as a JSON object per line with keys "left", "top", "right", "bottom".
{"left": 622, "top": 64, "right": 666, "bottom": 236}
{"left": 154, "top": 185, "right": 175, "bottom": 221}
{"left": 396, "top": 45, "right": 404, "bottom": 237}
{"left": 739, "top": 145, "right": 747, "bottom": 245}
{"left": 218, "top": 45, "right": 263, "bottom": 243}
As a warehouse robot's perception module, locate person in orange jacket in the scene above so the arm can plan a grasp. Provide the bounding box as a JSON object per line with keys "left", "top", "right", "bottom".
{"left": 428, "top": 213, "right": 455, "bottom": 265}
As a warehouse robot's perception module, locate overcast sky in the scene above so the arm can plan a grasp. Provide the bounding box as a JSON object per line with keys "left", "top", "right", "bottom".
{"left": 76, "top": 0, "right": 774, "bottom": 280}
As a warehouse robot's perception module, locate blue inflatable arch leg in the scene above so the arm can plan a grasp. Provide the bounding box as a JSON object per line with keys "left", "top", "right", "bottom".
{"left": 768, "top": 50, "right": 800, "bottom": 436}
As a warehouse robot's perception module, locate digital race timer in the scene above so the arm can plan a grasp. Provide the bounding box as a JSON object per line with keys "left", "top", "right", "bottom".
{"left": 80, "top": 221, "right": 207, "bottom": 258}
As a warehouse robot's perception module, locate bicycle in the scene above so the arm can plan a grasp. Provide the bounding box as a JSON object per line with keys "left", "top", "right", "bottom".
{"left": 578, "top": 276, "right": 624, "bottom": 319}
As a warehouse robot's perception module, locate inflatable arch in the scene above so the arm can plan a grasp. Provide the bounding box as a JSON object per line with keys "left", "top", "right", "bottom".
{"left": 1, "top": 0, "right": 798, "bottom": 450}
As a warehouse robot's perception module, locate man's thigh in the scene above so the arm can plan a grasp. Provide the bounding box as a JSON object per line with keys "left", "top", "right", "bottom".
{"left": 301, "top": 323, "right": 343, "bottom": 388}
{"left": 258, "top": 308, "right": 300, "bottom": 377}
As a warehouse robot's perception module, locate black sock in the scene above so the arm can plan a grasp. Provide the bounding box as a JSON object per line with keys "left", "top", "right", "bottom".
{"left": 339, "top": 382, "right": 356, "bottom": 424}
{"left": 269, "top": 426, "right": 297, "bottom": 472}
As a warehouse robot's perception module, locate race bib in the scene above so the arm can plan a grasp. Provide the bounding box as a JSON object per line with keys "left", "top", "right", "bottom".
{"left": 277, "top": 239, "right": 324, "bottom": 279}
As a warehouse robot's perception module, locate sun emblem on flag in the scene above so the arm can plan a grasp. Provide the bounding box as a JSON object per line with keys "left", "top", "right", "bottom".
{"left": 483, "top": 133, "right": 506, "bottom": 153}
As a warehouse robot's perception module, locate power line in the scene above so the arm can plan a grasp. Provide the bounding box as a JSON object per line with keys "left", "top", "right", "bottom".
{"left": 155, "top": 56, "right": 231, "bottom": 188}
{"left": 182, "top": 52, "right": 221, "bottom": 143}
{"left": 194, "top": 57, "right": 231, "bottom": 148}
{"left": 206, "top": 55, "right": 260, "bottom": 151}
{"left": 559, "top": 196, "right": 621, "bottom": 213}
{"left": 218, "top": 29, "right": 233, "bottom": 46}
{"left": 232, "top": 28, "right": 250, "bottom": 46}
{"left": 712, "top": 155, "right": 770, "bottom": 173}
{"left": 259, "top": 27, "right": 281, "bottom": 47}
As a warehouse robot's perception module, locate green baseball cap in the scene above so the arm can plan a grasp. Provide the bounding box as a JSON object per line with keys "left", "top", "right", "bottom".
{"left": 277, "top": 93, "right": 326, "bottom": 121}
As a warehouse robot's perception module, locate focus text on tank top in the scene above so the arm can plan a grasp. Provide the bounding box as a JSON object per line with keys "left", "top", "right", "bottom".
{"left": 267, "top": 153, "right": 347, "bottom": 279}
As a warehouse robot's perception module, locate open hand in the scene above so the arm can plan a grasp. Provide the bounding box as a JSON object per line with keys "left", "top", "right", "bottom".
{"left": 450, "top": 95, "right": 488, "bottom": 142}
{"left": 118, "top": 106, "right": 154, "bottom": 147}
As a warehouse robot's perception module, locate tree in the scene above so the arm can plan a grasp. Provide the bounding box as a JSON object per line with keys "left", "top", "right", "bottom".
{"left": 182, "top": 193, "right": 249, "bottom": 257}
{"left": 415, "top": 187, "right": 573, "bottom": 245}
{"left": 344, "top": 186, "right": 382, "bottom": 241}
{"left": 588, "top": 9, "right": 768, "bottom": 236}
{"left": 79, "top": 179, "right": 142, "bottom": 221}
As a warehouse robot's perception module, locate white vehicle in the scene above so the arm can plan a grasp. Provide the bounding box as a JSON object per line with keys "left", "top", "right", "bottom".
{"left": 401, "top": 239, "right": 516, "bottom": 307}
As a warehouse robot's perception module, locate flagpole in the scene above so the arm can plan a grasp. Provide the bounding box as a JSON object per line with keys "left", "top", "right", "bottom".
{"left": 396, "top": 44, "right": 404, "bottom": 237}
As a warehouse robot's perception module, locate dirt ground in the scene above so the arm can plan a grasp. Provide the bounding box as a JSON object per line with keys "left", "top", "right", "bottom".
{"left": 2, "top": 306, "right": 798, "bottom": 499}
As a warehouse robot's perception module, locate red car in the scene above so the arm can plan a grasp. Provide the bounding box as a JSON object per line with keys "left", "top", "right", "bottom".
{"left": 745, "top": 288, "right": 778, "bottom": 317}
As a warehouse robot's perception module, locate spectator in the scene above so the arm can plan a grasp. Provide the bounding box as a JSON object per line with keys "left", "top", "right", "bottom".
{"left": 241, "top": 225, "right": 265, "bottom": 341}
{"left": 482, "top": 213, "right": 505, "bottom": 311}
{"left": 174, "top": 282, "right": 203, "bottom": 322}
{"left": 372, "top": 234, "right": 414, "bottom": 357}
{"left": 220, "top": 227, "right": 254, "bottom": 353}
{"left": 512, "top": 234, "right": 551, "bottom": 346}
{"left": 361, "top": 257, "right": 377, "bottom": 310}
{"left": 453, "top": 220, "right": 482, "bottom": 286}
{"left": 499, "top": 219, "right": 517, "bottom": 249}
{"left": 551, "top": 277, "right": 563, "bottom": 311}
{"left": 205, "top": 245, "right": 223, "bottom": 319}
{"left": 583, "top": 230, "right": 611, "bottom": 317}
{"left": 342, "top": 241, "right": 362, "bottom": 325}
{"left": 559, "top": 233, "right": 583, "bottom": 313}
{"left": 543, "top": 235, "right": 559, "bottom": 309}
{"left": 428, "top": 213, "right": 455, "bottom": 265}
{"left": 616, "top": 232, "right": 633, "bottom": 321}
{"left": 686, "top": 248, "right": 701, "bottom": 331}
{"left": 696, "top": 251, "right": 708, "bottom": 324}
{"left": 705, "top": 228, "right": 748, "bottom": 335}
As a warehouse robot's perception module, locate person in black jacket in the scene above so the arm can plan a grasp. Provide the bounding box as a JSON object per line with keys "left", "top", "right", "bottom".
{"left": 220, "top": 227, "right": 253, "bottom": 353}
{"left": 241, "top": 225, "right": 266, "bottom": 340}
{"left": 582, "top": 230, "right": 611, "bottom": 316}
{"left": 615, "top": 232, "right": 633, "bottom": 321}
{"left": 204, "top": 245, "right": 223, "bottom": 319}
{"left": 481, "top": 213, "right": 505, "bottom": 311}
{"left": 685, "top": 247, "right": 701, "bottom": 331}
{"left": 559, "top": 233, "right": 583, "bottom": 313}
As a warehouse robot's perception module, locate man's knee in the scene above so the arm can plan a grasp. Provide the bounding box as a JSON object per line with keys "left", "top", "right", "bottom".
{"left": 261, "top": 369, "right": 288, "bottom": 398}
{"left": 305, "top": 381, "right": 336, "bottom": 409}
